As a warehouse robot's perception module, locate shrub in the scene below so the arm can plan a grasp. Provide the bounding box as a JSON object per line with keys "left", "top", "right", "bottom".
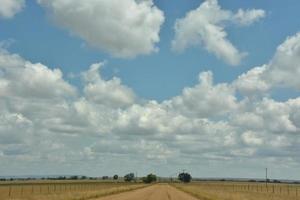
{"left": 124, "top": 173, "right": 135, "bottom": 182}
{"left": 178, "top": 172, "right": 192, "bottom": 183}
{"left": 142, "top": 174, "right": 157, "bottom": 183}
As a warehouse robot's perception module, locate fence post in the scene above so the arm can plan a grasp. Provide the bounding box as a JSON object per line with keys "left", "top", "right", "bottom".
{"left": 279, "top": 186, "right": 281, "bottom": 194}
{"left": 9, "top": 185, "right": 12, "bottom": 197}
{"left": 21, "top": 186, "right": 24, "bottom": 196}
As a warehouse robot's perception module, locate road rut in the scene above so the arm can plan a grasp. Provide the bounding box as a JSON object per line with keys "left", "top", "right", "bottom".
{"left": 95, "top": 184, "right": 198, "bottom": 200}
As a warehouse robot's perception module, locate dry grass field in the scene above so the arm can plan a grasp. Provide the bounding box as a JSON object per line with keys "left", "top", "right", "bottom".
{"left": 2, "top": 180, "right": 300, "bottom": 200}
{"left": 0, "top": 180, "right": 146, "bottom": 200}
{"left": 173, "top": 182, "right": 300, "bottom": 200}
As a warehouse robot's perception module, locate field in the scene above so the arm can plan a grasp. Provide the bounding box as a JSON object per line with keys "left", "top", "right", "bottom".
{"left": 174, "top": 181, "right": 300, "bottom": 200}
{"left": 1, "top": 180, "right": 300, "bottom": 200}
{"left": 0, "top": 180, "right": 145, "bottom": 200}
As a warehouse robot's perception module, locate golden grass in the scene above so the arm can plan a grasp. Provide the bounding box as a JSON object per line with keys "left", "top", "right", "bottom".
{"left": 173, "top": 182, "right": 300, "bottom": 200}
{"left": 0, "top": 181, "right": 146, "bottom": 200}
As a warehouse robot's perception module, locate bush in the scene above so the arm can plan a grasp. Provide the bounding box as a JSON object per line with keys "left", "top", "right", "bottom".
{"left": 70, "top": 176, "right": 78, "bottom": 180}
{"left": 142, "top": 174, "right": 157, "bottom": 184}
{"left": 102, "top": 176, "right": 109, "bottom": 180}
{"left": 178, "top": 172, "right": 192, "bottom": 183}
{"left": 113, "top": 175, "right": 119, "bottom": 180}
{"left": 124, "top": 173, "right": 135, "bottom": 182}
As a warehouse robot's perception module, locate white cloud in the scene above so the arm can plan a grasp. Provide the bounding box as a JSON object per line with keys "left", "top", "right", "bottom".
{"left": 172, "top": 0, "right": 265, "bottom": 66}
{"left": 38, "top": 0, "right": 165, "bottom": 58}
{"left": 0, "top": 49, "right": 76, "bottom": 99}
{"left": 82, "top": 63, "right": 136, "bottom": 108}
{"left": 0, "top": 0, "right": 24, "bottom": 19}
{"left": 241, "top": 131, "right": 263, "bottom": 146}
{"left": 263, "top": 33, "right": 300, "bottom": 90}
{"left": 1, "top": 30, "right": 300, "bottom": 176}
{"left": 235, "top": 32, "right": 300, "bottom": 95}
{"left": 234, "top": 65, "right": 270, "bottom": 97}
{"left": 167, "top": 71, "right": 237, "bottom": 117}
{"left": 233, "top": 9, "right": 266, "bottom": 26}
{"left": 232, "top": 98, "right": 298, "bottom": 135}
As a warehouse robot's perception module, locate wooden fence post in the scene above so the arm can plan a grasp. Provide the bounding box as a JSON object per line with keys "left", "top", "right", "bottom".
{"left": 280, "top": 186, "right": 281, "bottom": 194}
{"left": 21, "top": 186, "right": 24, "bottom": 196}
{"left": 9, "top": 185, "right": 12, "bottom": 197}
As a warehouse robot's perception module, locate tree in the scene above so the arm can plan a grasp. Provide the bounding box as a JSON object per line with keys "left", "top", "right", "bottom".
{"left": 142, "top": 173, "right": 157, "bottom": 184}
{"left": 124, "top": 173, "right": 135, "bottom": 182}
{"left": 70, "top": 176, "right": 78, "bottom": 180}
{"left": 178, "top": 172, "right": 192, "bottom": 183}
{"left": 102, "top": 176, "right": 109, "bottom": 180}
{"left": 113, "top": 175, "right": 119, "bottom": 180}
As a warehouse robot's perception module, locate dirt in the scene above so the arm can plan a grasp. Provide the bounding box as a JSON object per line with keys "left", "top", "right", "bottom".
{"left": 95, "top": 184, "right": 199, "bottom": 200}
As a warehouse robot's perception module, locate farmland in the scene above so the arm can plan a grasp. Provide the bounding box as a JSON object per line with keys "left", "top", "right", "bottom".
{"left": 0, "top": 180, "right": 145, "bottom": 200}
{"left": 174, "top": 181, "right": 300, "bottom": 200}
{"left": 1, "top": 180, "right": 300, "bottom": 200}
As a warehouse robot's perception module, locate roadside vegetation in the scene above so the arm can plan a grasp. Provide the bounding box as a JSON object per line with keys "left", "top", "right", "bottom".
{"left": 173, "top": 182, "right": 300, "bottom": 200}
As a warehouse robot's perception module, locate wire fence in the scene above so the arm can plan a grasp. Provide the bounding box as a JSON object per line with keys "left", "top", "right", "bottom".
{"left": 0, "top": 182, "right": 131, "bottom": 199}
{"left": 194, "top": 182, "right": 300, "bottom": 197}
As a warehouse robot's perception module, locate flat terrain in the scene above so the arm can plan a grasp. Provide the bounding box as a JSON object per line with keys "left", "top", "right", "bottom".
{"left": 174, "top": 182, "right": 300, "bottom": 200}
{"left": 0, "top": 181, "right": 145, "bottom": 200}
{"left": 95, "top": 184, "right": 198, "bottom": 200}
{"left": 2, "top": 180, "right": 300, "bottom": 200}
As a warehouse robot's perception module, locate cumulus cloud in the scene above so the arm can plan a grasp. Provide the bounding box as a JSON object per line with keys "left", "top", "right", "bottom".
{"left": 38, "top": 0, "right": 165, "bottom": 58}
{"left": 167, "top": 71, "right": 237, "bottom": 118}
{"left": 1, "top": 32, "right": 300, "bottom": 176}
{"left": 233, "top": 65, "right": 270, "bottom": 97}
{"left": 235, "top": 32, "right": 300, "bottom": 96}
{"left": 82, "top": 63, "right": 136, "bottom": 108}
{"left": 0, "top": 0, "right": 24, "bottom": 19}
{"left": 233, "top": 9, "right": 266, "bottom": 26}
{"left": 263, "top": 33, "right": 300, "bottom": 90}
{"left": 0, "top": 49, "right": 76, "bottom": 99}
{"left": 172, "top": 0, "right": 265, "bottom": 66}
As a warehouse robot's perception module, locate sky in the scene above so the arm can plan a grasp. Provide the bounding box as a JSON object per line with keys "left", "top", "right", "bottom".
{"left": 0, "top": 0, "right": 300, "bottom": 180}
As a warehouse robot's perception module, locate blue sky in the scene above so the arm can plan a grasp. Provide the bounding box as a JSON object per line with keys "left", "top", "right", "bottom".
{"left": 1, "top": 0, "right": 300, "bottom": 179}
{"left": 2, "top": 0, "right": 300, "bottom": 101}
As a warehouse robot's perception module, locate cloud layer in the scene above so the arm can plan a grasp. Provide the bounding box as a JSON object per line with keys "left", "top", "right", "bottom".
{"left": 1, "top": 31, "right": 300, "bottom": 177}
{"left": 0, "top": 0, "right": 24, "bottom": 19}
{"left": 38, "top": 0, "right": 165, "bottom": 58}
{"left": 172, "top": 0, "right": 265, "bottom": 66}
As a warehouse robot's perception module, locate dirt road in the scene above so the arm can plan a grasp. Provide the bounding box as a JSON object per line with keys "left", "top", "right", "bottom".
{"left": 95, "top": 184, "right": 198, "bottom": 200}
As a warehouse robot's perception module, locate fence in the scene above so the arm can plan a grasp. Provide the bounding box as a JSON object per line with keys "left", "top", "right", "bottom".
{"left": 194, "top": 182, "right": 299, "bottom": 197}
{"left": 0, "top": 181, "right": 126, "bottom": 199}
